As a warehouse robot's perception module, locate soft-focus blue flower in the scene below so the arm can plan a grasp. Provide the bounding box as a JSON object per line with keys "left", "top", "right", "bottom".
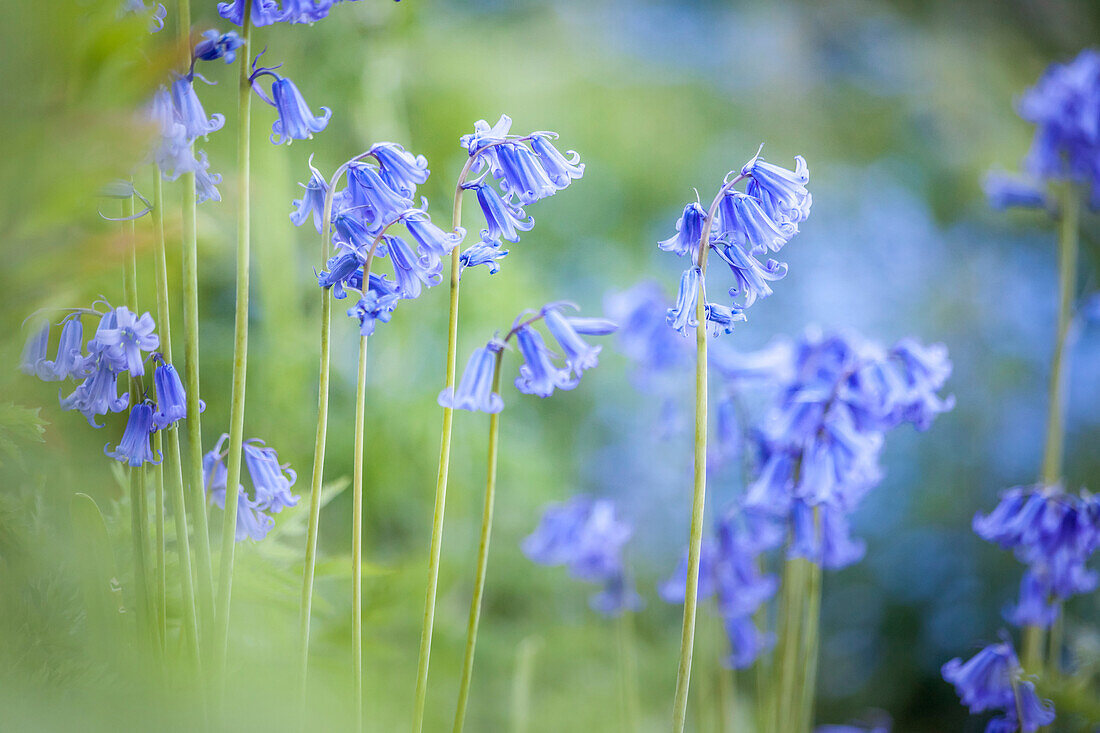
{"left": 983, "top": 171, "right": 1050, "bottom": 211}
{"left": 723, "top": 614, "right": 776, "bottom": 669}
{"left": 193, "top": 29, "right": 244, "bottom": 65}
{"left": 39, "top": 318, "right": 90, "bottom": 382}
{"left": 465, "top": 176, "right": 534, "bottom": 244}
{"left": 715, "top": 192, "right": 795, "bottom": 254}
{"left": 460, "top": 235, "right": 509, "bottom": 275}
{"left": 121, "top": 0, "right": 166, "bottom": 32}
{"left": 94, "top": 306, "right": 159, "bottom": 377}
{"left": 59, "top": 357, "right": 130, "bottom": 427}
{"left": 605, "top": 282, "right": 692, "bottom": 385}
{"left": 528, "top": 133, "right": 585, "bottom": 188}
{"left": 589, "top": 572, "right": 644, "bottom": 617}
{"left": 437, "top": 339, "right": 505, "bottom": 414}
{"left": 243, "top": 440, "right": 298, "bottom": 513}
{"left": 147, "top": 86, "right": 191, "bottom": 175}
{"left": 291, "top": 159, "right": 329, "bottom": 232}
{"left": 151, "top": 361, "right": 202, "bottom": 430}
{"left": 170, "top": 76, "right": 225, "bottom": 140}
{"left": 250, "top": 61, "right": 332, "bottom": 145}
{"left": 741, "top": 153, "right": 812, "bottom": 225}
{"left": 513, "top": 323, "right": 578, "bottom": 398}
{"left": 19, "top": 322, "right": 49, "bottom": 377}
{"left": 217, "top": 0, "right": 283, "bottom": 26}
{"left": 1006, "top": 570, "right": 1060, "bottom": 628}
{"left": 387, "top": 234, "right": 442, "bottom": 299}
{"left": 345, "top": 162, "right": 412, "bottom": 229}
{"left": 666, "top": 267, "right": 700, "bottom": 336}
{"left": 402, "top": 210, "right": 464, "bottom": 263}
{"left": 204, "top": 434, "right": 275, "bottom": 542}
{"left": 941, "top": 639, "right": 1018, "bottom": 713}
{"left": 191, "top": 151, "right": 224, "bottom": 204}
{"left": 1012, "top": 680, "right": 1057, "bottom": 732}
{"left": 368, "top": 142, "right": 429, "bottom": 199}
{"left": 542, "top": 304, "right": 607, "bottom": 378}
{"left": 347, "top": 274, "right": 400, "bottom": 336}
{"left": 104, "top": 403, "right": 161, "bottom": 467}
{"left": 787, "top": 499, "right": 867, "bottom": 569}
{"left": 658, "top": 202, "right": 707, "bottom": 258}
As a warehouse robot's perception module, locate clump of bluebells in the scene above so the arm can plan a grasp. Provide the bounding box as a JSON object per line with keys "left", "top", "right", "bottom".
{"left": 942, "top": 636, "right": 1055, "bottom": 732}
{"left": 218, "top": 0, "right": 387, "bottom": 27}
{"left": 19, "top": 303, "right": 204, "bottom": 467}
{"left": 203, "top": 434, "right": 298, "bottom": 542}
{"left": 523, "top": 495, "right": 642, "bottom": 617}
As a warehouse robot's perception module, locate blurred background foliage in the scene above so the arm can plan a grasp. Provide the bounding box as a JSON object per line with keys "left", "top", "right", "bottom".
{"left": 1, "top": 0, "right": 1099, "bottom": 730}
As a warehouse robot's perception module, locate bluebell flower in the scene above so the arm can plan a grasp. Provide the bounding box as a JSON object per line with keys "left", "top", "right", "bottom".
{"left": 437, "top": 338, "right": 505, "bottom": 414}
{"left": 942, "top": 639, "right": 1018, "bottom": 713}
{"left": 59, "top": 356, "right": 130, "bottom": 427}
{"left": 93, "top": 306, "right": 159, "bottom": 377}
{"left": 715, "top": 192, "right": 795, "bottom": 255}
{"left": 666, "top": 267, "right": 700, "bottom": 336}
{"left": 291, "top": 159, "right": 329, "bottom": 233}
{"left": 723, "top": 614, "right": 775, "bottom": 670}
{"left": 317, "top": 244, "right": 365, "bottom": 298}
{"left": 217, "top": 0, "right": 283, "bottom": 27}
{"left": 589, "top": 572, "right": 644, "bottom": 618}
{"left": 513, "top": 323, "right": 578, "bottom": 398}
{"left": 147, "top": 87, "right": 191, "bottom": 176}
{"left": 704, "top": 302, "right": 745, "bottom": 337}
{"left": 191, "top": 151, "right": 224, "bottom": 204}
{"left": 386, "top": 235, "right": 442, "bottom": 299}
{"left": 204, "top": 434, "right": 276, "bottom": 542}
{"left": 151, "top": 361, "right": 202, "bottom": 430}
{"left": 1007, "top": 570, "right": 1060, "bottom": 628}
{"left": 402, "top": 210, "right": 464, "bottom": 263}
{"left": 347, "top": 275, "right": 400, "bottom": 336}
{"left": 528, "top": 133, "right": 585, "bottom": 189}
{"left": 243, "top": 440, "right": 298, "bottom": 513}
{"left": 345, "top": 163, "right": 412, "bottom": 228}
{"left": 460, "top": 235, "right": 509, "bottom": 275}
{"left": 542, "top": 304, "right": 609, "bottom": 378}
{"left": 492, "top": 142, "right": 558, "bottom": 206}
{"left": 104, "top": 403, "right": 161, "bottom": 467}
{"left": 368, "top": 142, "right": 429, "bottom": 199}
{"left": 465, "top": 176, "right": 534, "bottom": 243}
{"left": 250, "top": 61, "right": 332, "bottom": 145}
{"left": 193, "top": 30, "right": 244, "bottom": 65}
{"left": 332, "top": 212, "right": 379, "bottom": 251}
{"left": 121, "top": 0, "right": 167, "bottom": 32}
{"left": 604, "top": 282, "right": 692, "bottom": 384}
{"left": 712, "top": 242, "right": 788, "bottom": 308}
{"left": 658, "top": 202, "right": 707, "bottom": 258}
{"left": 741, "top": 153, "right": 812, "bottom": 225}
{"left": 39, "top": 318, "right": 90, "bottom": 382}
{"left": 983, "top": 171, "right": 1050, "bottom": 211}
{"left": 460, "top": 114, "right": 514, "bottom": 156}
{"left": 170, "top": 76, "right": 225, "bottom": 141}
{"left": 1011, "top": 680, "right": 1057, "bottom": 732}
{"left": 787, "top": 498, "right": 866, "bottom": 569}
{"left": 19, "top": 322, "right": 49, "bottom": 377}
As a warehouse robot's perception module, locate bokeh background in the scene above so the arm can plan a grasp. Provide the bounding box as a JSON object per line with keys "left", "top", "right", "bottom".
{"left": 1, "top": 0, "right": 1099, "bottom": 730}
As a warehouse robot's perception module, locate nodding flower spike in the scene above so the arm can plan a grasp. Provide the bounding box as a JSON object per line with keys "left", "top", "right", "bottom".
{"left": 170, "top": 76, "right": 225, "bottom": 140}
{"left": 513, "top": 324, "right": 579, "bottom": 398}
{"left": 437, "top": 338, "right": 505, "bottom": 414}
{"left": 346, "top": 163, "right": 412, "bottom": 227}
{"left": 387, "top": 235, "right": 442, "bottom": 300}
{"left": 658, "top": 202, "right": 707, "bottom": 258}
{"left": 60, "top": 358, "right": 130, "bottom": 427}
{"left": 242, "top": 440, "right": 298, "bottom": 514}
{"left": 466, "top": 176, "right": 534, "bottom": 244}
{"left": 104, "top": 403, "right": 162, "bottom": 467}
{"left": 494, "top": 142, "right": 558, "bottom": 205}
{"left": 291, "top": 159, "right": 329, "bottom": 233}
{"left": 529, "top": 133, "right": 585, "bottom": 188}
{"left": 204, "top": 434, "right": 276, "bottom": 542}
{"left": 368, "top": 142, "right": 430, "bottom": 199}
{"left": 460, "top": 235, "right": 509, "bottom": 275}
{"left": 250, "top": 59, "right": 331, "bottom": 145}
{"left": 152, "top": 361, "right": 203, "bottom": 430}
{"left": 347, "top": 275, "right": 400, "bottom": 337}
{"left": 402, "top": 210, "right": 464, "bottom": 263}
{"left": 666, "top": 267, "right": 700, "bottom": 336}
{"left": 741, "top": 153, "right": 812, "bottom": 225}
{"left": 716, "top": 192, "right": 795, "bottom": 255}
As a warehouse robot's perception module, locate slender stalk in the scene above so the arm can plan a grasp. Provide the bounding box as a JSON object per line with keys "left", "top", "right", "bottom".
{"left": 213, "top": 7, "right": 252, "bottom": 674}
{"left": 672, "top": 175, "right": 742, "bottom": 732}
{"left": 1047, "top": 607, "right": 1064, "bottom": 678}
{"left": 797, "top": 512, "right": 824, "bottom": 733}
{"left": 352, "top": 335, "right": 368, "bottom": 732}
{"left": 773, "top": 556, "right": 808, "bottom": 733}
{"left": 452, "top": 352, "right": 504, "bottom": 733}
{"left": 618, "top": 612, "right": 641, "bottom": 733}
{"left": 176, "top": 0, "right": 215, "bottom": 630}
{"left": 412, "top": 155, "right": 479, "bottom": 733}
{"left": 153, "top": 168, "right": 201, "bottom": 664}
{"left": 297, "top": 176, "right": 339, "bottom": 708}
{"left": 510, "top": 637, "right": 540, "bottom": 733}
{"left": 153, "top": 430, "right": 167, "bottom": 649}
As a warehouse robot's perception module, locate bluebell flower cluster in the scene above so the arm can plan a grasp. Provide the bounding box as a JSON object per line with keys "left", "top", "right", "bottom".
{"left": 249, "top": 54, "right": 331, "bottom": 145}
{"left": 988, "top": 49, "right": 1100, "bottom": 210}
{"left": 437, "top": 302, "right": 617, "bottom": 413}
{"left": 973, "top": 485, "right": 1100, "bottom": 628}
{"left": 659, "top": 148, "right": 811, "bottom": 337}
{"left": 457, "top": 115, "right": 584, "bottom": 276}
{"left": 523, "top": 495, "right": 642, "bottom": 617}
{"left": 204, "top": 433, "right": 298, "bottom": 542}
{"left": 942, "top": 636, "right": 1055, "bottom": 732}
{"left": 21, "top": 305, "right": 201, "bottom": 467}
{"left": 660, "top": 505, "right": 780, "bottom": 668}
{"left": 218, "top": 0, "right": 375, "bottom": 26}
{"left": 299, "top": 142, "right": 460, "bottom": 336}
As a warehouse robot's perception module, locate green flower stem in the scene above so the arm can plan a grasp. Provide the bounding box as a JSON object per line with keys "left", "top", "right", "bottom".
{"left": 213, "top": 7, "right": 252, "bottom": 675}
{"left": 352, "top": 334, "right": 368, "bottom": 732}
{"left": 672, "top": 174, "right": 743, "bottom": 732}
{"left": 452, "top": 351, "right": 504, "bottom": 733}
{"left": 510, "top": 637, "right": 540, "bottom": 733}
{"left": 153, "top": 431, "right": 167, "bottom": 650}
{"left": 153, "top": 168, "right": 201, "bottom": 664}
{"left": 296, "top": 172, "right": 341, "bottom": 708}
{"left": 618, "top": 612, "right": 641, "bottom": 733}
{"left": 773, "top": 556, "right": 808, "bottom": 733}
{"left": 412, "top": 154, "right": 480, "bottom": 733}
{"left": 176, "top": 0, "right": 215, "bottom": 631}
{"left": 797, "top": 511, "right": 823, "bottom": 733}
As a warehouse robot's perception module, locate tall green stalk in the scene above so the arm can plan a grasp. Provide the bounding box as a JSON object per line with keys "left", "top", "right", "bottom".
{"left": 618, "top": 612, "right": 641, "bottom": 733}
{"left": 153, "top": 430, "right": 167, "bottom": 650}
{"left": 1024, "top": 182, "right": 1080, "bottom": 673}
{"left": 213, "top": 7, "right": 252, "bottom": 674}
{"left": 796, "top": 513, "right": 823, "bottom": 733}
{"left": 452, "top": 351, "right": 504, "bottom": 733}
{"left": 352, "top": 334, "right": 368, "bottom": 732}
{"left": 176, "top": 0, "right": 215, "bottom": 630}
{"left": 773, "top": 555, "right": 808, "bottom": 733}
{"left": 412, "top": 155, "right": 479, "bottom": 733}
{"left": 672, "top": 175, "right": 742, "bottom": 732}
{"left": 152, "top": 168, "right": 201, "bottom": 663}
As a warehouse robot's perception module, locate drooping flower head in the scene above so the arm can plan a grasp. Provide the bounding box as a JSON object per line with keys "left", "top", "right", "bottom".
{"left": 437, "top": 338, "right": 506, "bottom": 414}
{"left": 151, "top": 359, "right": 203, "bottom": 430}
{"left": 250, "top": 55, "right": 331, "bottom": 145}
{"left": 39, "top": 317, "right": 91, "bottom": 382}
{"left": 91, "top": 306, "right": 159, "bottom": 377}
{"left": 942, "top": 635, "right": 1055, "bottom": 731}
{"left": 104, "top": 402, "right": 162, "bottom": 467}
{"left": 204, "top": 433, "right": 297, "bottom": 542}
{"left": 193, "top": 29, "right": 245, "bottom": 65}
